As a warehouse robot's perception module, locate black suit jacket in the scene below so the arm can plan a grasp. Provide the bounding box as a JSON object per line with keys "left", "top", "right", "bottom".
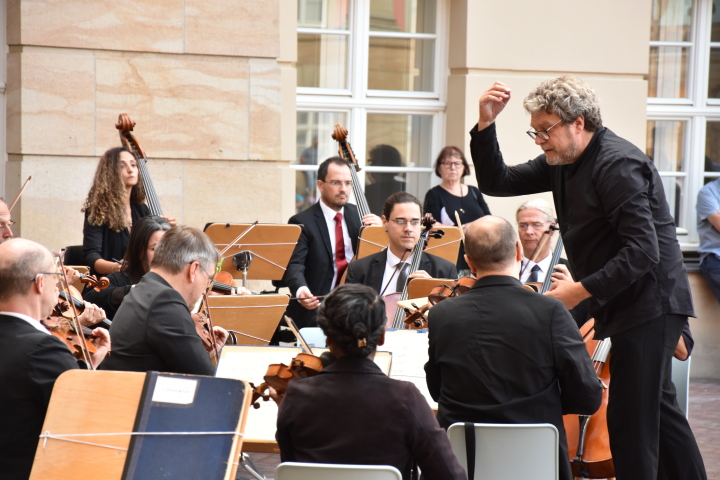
{"left": 100, "top": 272, "right": 215, "bottom": 375}
{"left": 345, "top": 249, "right": 458, "bottom": 294}
{"left": 276, "top": 357, "right": 466, "bottom": 480}
{"left": 424, "top": 275, "right": 602, "bottom": 480}
{"left": 282, "top": 202, "right": 361, "bottom": 328}
{"left": 0, "top": 314, "right": 80, "bottom": 480}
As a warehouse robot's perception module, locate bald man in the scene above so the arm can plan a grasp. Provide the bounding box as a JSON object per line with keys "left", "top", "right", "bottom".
{"left": 0, "top": 200, "right": 14, "bottom": 243}
{"left": 0, "top": 238, "right": 110, "bottom": 480}
{"left": 425, "top": 216, "right": 602, "bottom": 480}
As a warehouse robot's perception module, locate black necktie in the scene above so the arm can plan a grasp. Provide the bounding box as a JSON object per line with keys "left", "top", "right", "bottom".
{"left": 527, "top": 264, "right": 541, "bottom": 283}
{"left": 396, "top": 262, "right": 410, "bottom": 292}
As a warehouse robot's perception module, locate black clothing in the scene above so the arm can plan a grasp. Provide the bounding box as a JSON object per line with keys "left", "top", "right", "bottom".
{"left": 424, "top": 275, "right": 602, "bottom": 480}
{"left": 423, "top": 184, "right": 490, "bottom": 270}
{"left": 276, "top": 356, "right": 466, "bottom": 480}
{"left": 82, "top": 271, "right": 132, "bottom": 320}
{"left": 82, "top": 202, "right": 150, "bottom": 276}
{"left": 345, "top": 249, "right": 458, "bottom": 294}
{"left": 282, "top": 202, "right": 361, "bottom": 328}
{"left": 100, "top": 272, "right": 215, "bottom": 375}
{"left": 608, "top": 314, "right": 706, "bottom": 480}
{"left": 470, "top": 123, "right": 694, "bottom": 339}
{"left": 0, "top": 314, "right": 80, "bottom": 480}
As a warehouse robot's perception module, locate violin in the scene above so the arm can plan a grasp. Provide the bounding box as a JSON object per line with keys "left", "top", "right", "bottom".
{"left": 250, "top": 352, "right": 325, "bottom": 408}
{"left": 116, "top": 113, "right": 163, "bottom": 216}
{"left": 401, "top": 275, "right": 478, "bottom": 329}
{"left": 42, "top": 316, "right": 99, "bottom": 360}
{"left": 192, "top": 311, "right": 219, "bottom": 366}
{"left": 562, "top": 319, "right": 614, "bottom": 478}
{"left": 210, "top": 271, "right": 238, "bottom": 295}
{"left": 385, "top": 214, "right": 445, "bottom": 329}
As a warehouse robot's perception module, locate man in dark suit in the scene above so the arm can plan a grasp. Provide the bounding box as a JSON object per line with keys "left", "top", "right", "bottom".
{"left": 0, "top": 238, "right": 111, "bottom": 480}
{"left": 101, "top": 226, "right": 228, "bottom": 375}
{"left": 424, "top": 216, "right": 602, "bottom": 480}
{"left": 282, "top": 157, "right": 381, "bottom": 329}
{"left": 345, "top": 192, "right": 457, "bottom": 295}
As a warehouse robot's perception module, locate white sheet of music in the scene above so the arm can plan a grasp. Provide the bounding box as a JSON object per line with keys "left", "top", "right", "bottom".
{"left": 378, "top": 329, "right": 437, "bottom": 410}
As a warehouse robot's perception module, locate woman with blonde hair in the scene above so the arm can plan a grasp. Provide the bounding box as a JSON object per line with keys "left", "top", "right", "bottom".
{"left": 82, "top": 147, "right": 150, "bottom": 276}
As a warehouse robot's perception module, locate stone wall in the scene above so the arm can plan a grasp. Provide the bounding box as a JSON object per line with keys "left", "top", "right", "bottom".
{"left": 6, "top": 0, "right": 296, "bottom": 252}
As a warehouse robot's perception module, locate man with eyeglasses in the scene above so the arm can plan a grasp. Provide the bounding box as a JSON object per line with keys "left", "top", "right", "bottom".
{"left": 0, "top": 200, "right": 15, "bottom": 243}
{"left": 471, "top": 75, "right": 705, "bottom": 479}
{"left": 100, "top": 226, "right": 229, "bottom": 375}
{"left": 0, "top": 238, "right": 111, "bottom": 480}
{"left": 345, "top": 192, "right": 457, "bottom": 295}
{"left": 280, "top": 156, "right": 382, "bottom": 331}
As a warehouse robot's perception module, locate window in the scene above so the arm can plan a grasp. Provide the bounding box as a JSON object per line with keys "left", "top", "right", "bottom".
{"left": 294, "top": 0, "right": 447, "bottom": 215}
{"left": 647, "top": 0, "right": 720, "bottom": 248}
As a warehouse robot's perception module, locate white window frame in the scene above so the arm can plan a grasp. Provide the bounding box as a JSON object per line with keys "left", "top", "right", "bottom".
{"left": 294, "top": 0, "right": 449, "bottom": 199}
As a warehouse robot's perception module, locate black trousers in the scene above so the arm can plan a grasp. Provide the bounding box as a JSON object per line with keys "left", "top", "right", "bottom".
{"left": 607, "top": 313, "right": 706, "bottom": 480}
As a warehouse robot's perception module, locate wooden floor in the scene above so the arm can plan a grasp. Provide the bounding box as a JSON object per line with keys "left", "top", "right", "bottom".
{"left": 237, "top": 379, "right": 720, "bottom": 479}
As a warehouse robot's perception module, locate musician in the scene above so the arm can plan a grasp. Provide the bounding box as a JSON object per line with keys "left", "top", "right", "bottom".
{"left": 424, "top": 216, "right": 602, "bottom": 480}
{"left": 100, "top": 226, "right": 228, "bottom": 375}
{"left": 276, "top": 284, "right": 466, "bottom": 480}
{"left": 471, "top": 75, "right": 705, "bottom": 479}
{"left": 345, "top": 192, "right": 457, "bottom": 294}
{"left": 82, "top": 147, "right": 175, "bottom": 277}
{"left": 0, "top": 199, "right": 14, "bottom": 243}
{"left": 83, "top": 215, "right": 171, "bottom": 320}
{"left": 281, "top": 157, "right": 382, "bottom": 329}
{"left": 0, "top": 238, "right": 111, "bottom": 480}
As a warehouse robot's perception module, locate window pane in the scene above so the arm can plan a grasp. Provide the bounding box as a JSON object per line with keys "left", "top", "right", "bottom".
{"left": 295, "top": 170, "right": 319, "bottom": 213}
{"left": 298, "top": 33, "right": 348, "bottom": 88}
{"left": 370, "top": 0, "right": 436, "bottom": 33}
{"left": 368, "top": 37, "right": 435, "bottom": 91}
{"left": 298, "top": 0, "right": 349, "bottom": 29}
{"left": 708, "top": 48, "right": 720, "bottom": 98}
{"left": 365, "top": 114, "right": 433, "bottom": 215}
{"left": 712, "top": 0, "right": 720, "bottom": 42}
{"left": 650, "top": 0, "right": 692, "bottom": 42}
{"left": 661, "top": 176, "right": 683, "bottom": 226}
{"left": 705, "top": 121, "right": 720, "bottom": 172}
{"left": 648, "top": 46, "right": 689, "bottom": 98}
{"left": 646, "top": 120, "right": 685, "bottom": 172}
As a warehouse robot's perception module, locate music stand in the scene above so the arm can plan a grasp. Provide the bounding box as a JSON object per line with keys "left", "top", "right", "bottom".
{"left": 355, "top": 225, "right": 463, "bottom": 265}
{"left": 204, "top": 223, "right": 301, "bottom": 281}
{"left": 206, "top": 294, "right": 290, "bottom": 346}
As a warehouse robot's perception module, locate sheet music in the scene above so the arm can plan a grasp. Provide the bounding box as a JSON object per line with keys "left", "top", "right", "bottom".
{"left": 378, "top": 329, "right": 437, "bottom": 409}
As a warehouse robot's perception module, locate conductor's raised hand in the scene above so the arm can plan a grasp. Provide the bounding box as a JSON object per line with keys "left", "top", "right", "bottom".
{"left": 478, "top": 82, "right": 512, "bottom": 131}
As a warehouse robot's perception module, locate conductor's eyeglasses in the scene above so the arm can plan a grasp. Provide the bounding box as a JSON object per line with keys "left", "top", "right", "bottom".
{"left": 526, "top": 119, "right": 563, "bottom": 141}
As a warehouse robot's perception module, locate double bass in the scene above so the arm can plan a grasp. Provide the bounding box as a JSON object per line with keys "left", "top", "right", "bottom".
{"left": 331, "top": 125, "right": 372, "bottom": 224}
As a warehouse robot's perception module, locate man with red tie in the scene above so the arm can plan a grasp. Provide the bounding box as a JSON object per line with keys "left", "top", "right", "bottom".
{"left": 281, "top": 157, "right": 382, "bottom": 329}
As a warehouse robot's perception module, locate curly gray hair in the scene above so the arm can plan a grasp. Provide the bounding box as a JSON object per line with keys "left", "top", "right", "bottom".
{"left": 523, "top": 75, "right": 602, "bottom": 132}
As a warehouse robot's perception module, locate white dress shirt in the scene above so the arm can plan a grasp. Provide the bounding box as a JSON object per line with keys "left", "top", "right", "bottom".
{"left": 0, "top": 311, "right": 50, "bottom": 334}
{"left": 520, "top": 254, "right": 552, "bottom": 284}
{"left": 380, "top": 248, "right": 415, "bottom": 296}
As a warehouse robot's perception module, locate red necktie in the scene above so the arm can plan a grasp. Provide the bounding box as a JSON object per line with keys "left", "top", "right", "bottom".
{"left": 334, "top": 212, "right": 348, "bottom": 288}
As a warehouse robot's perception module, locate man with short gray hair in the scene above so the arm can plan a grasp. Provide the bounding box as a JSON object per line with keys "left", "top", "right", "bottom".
{"left": 100, "top": 226, "right": 228, "bottom": 375}
{"left": 470, "top": 76, "right": 704, "bottom": 479}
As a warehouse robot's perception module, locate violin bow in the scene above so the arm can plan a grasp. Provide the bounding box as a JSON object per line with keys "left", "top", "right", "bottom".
{"left": 8, "top": 176, "right": 31, "bottom": 212}
{"left": 55, "top": 253, "right": 94, "bottom": 369}
{"left": 454, "top": 211, "right": 465, "bottom": 246}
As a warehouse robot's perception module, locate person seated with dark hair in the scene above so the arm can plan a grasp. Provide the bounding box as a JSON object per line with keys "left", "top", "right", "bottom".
{"left": 83, "top": 215, "right": 171, "bottom": 320}
{"left": 276, "top": 283, "right": 466, "bottom": 480}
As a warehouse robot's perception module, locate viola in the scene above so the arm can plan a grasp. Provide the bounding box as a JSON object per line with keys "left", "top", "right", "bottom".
{"left": 210, "top": 271, "right": 238, "bottom": 295}
{"left": 562, "top": 319, "right": 614, "bottom": 478}
{"left": 402, "top": 275, "right": 478, "bottom": 329}
{"left": 42, "top": 316, "right": 98, "bottom": 360}
{"left": 192, "top": 311, "right": 219, "bottom": 366}
{"left": 116, "top": 113, "right": 164, "bottom": 216}
{"left": 250, "top": 352, "right": 325, "bottom": 408}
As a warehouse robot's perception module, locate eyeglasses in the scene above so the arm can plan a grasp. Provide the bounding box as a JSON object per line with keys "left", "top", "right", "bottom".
{"left": 442, "top": 161, "right": 464, "bottom": 169}
{"left": 188, "top": 261, "right": 216, "bottom": 288}
{"left": 31, "top": 272, "right": 63, "bottom": 285}
{"left": 323, "top": 180, "right": 352, "bottom": 188}
{"left": 0, "top": 220, "right": 15, "bottom": 230}
{"left": 518, "top": 222, "right": 549, "bottom": 230}
{"left": 526, "top": 119, "right": 563, "bottom": 141}
{"left": 389, "top": 218, "right": 421, "bottom": 226}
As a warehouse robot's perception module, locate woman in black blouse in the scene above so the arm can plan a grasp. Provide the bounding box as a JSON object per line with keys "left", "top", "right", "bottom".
{"left": 82, "top": 147, "right": 152, "bottom": 276}
{"left": 83, "top": 215, "right": 170, "bottom": 320}
{"left": 424, "top": 146, "right": 491, "bottom": 275}
{"left": 276, "top": 284, "right": 466, "bottom": 480}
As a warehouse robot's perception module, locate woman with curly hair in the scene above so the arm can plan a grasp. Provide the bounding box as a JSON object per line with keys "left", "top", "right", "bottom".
{"left": 82, "top": 147, "right": 150, "bottom": 276}
{"left": 275, "top": 284, "right": 465, "bottom": 480}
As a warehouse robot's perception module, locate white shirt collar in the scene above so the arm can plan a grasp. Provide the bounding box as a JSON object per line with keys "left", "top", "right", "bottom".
{"left": 386, "top": 247, "right": 414, "bottom": 268}
{"left": 521, "top": 254, "right": 553, "bottom": 281}
{"left": 0, "top": 311, "right": 50, "bottom": 335}
{"left": 319, "top": 199, "right": 344, "bottom": 223}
